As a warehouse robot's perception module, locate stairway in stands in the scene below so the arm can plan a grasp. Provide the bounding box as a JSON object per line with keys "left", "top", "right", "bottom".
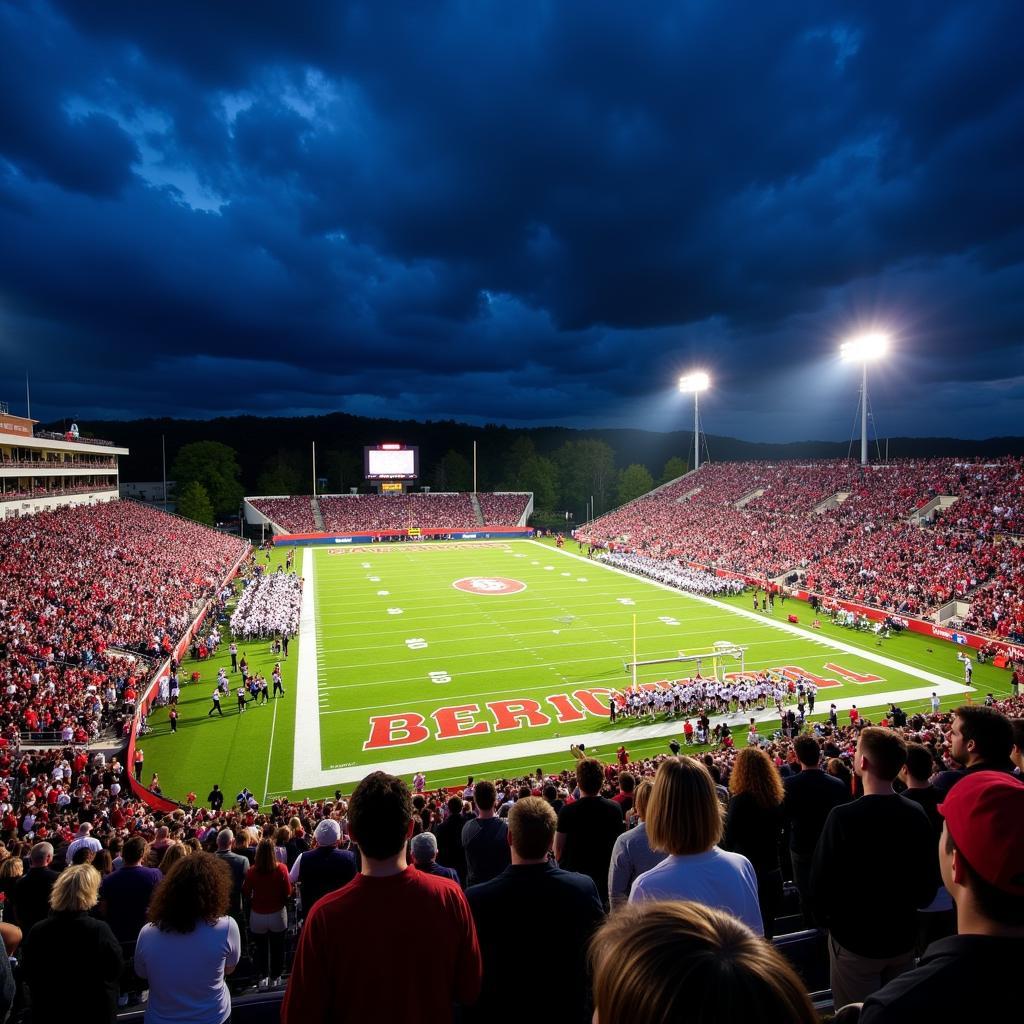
{"left": 311, "top": 496, "right": 325, "bottom": 531}
{"left": 469, "top": 493, "right": 485, "bottom": 525}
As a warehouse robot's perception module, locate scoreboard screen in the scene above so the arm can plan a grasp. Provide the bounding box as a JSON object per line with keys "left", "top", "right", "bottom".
{"left": 364, "top": 444, "right": 419, "bottom": 480}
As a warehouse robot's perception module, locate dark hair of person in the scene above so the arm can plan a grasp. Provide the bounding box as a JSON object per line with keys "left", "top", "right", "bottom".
{"left": 590, "top": 901, "right": 818, "bottom": 1024}
{"left": 148, "top": 852, "right": 231, "bottom": 934}
{"left": 793, "top": 734, "right": 820, "bottom": 767}
{"left": 1011, "top": 719, "right": 1024, "bottom": 753}
{"left": 904, "top": 742, "right": 935, "bottom": 784}
{"left": 857, "top": 726, "right": 907, "bottom": 782}
{"left": 576, "top": 758, "right": 604, "bottom": 796}
{"left": 956, "top": 706, "right": 1013, "bottom": 763}
{"left": 945, "top": 830, "right": 1024, "bottom": 926}
{"left": 543, "top": 783, "right": 558, "bottom": 801}
{"left": 474, "top": 780, "right": 497, "bottom": 812}
{"left": 618, "top": 772, "right": 636, "bottom": 794}
{"left": 122, "top": 836, "right": 147, "bottom": 865}
{"left": 348, "top": 771, "right": 412, "bottom": 860}
{"left": 446, "top": 795, "right": 463, "bottom": 815}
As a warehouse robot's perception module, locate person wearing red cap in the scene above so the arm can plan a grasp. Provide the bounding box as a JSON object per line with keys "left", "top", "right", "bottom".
{"left": 858, "top": 771, "right": 1024, "bottom": 1021}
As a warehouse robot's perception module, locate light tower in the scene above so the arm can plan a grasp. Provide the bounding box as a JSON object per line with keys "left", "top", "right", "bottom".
{"left": 678, "top": 371, "right": 711, "bottom": 472}
{"left": 840, "top": 332, "right": 888, "bottom": 466}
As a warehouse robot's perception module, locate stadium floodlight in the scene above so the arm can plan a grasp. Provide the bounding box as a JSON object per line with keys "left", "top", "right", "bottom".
{"left": 840, "top": 332, "right": 889, "bottom": 466}
{"left": 678, "top": 372, "right": 711, "bottom": 471}
{"left": 840, "top": 332, "right": 889, "bottom": 363}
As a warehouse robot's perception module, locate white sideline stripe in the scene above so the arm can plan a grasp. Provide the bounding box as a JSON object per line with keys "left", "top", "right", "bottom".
{"left": 292, "top": 548, "right": 323, "bottom": 789}
{"left": 535, "top": 542, "right": 969, "bottom": 689}
{"left": 299, "top": 681, "right": 969, "bottom": 787}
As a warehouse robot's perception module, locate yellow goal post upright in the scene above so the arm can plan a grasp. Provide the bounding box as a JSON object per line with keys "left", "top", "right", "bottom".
{"left": 623, "top": 640, "right": 749, "bottom": 686}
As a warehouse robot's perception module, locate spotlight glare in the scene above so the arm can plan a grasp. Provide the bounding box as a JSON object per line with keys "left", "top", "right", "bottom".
{"left": 678, "top": 371, "right": 711, "bottom": 393}
{"left": 840, "top": 332, "right": 889, "bottom": 362}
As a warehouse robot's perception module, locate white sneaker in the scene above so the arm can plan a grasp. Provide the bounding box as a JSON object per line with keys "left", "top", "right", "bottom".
{"left": 258, "top": 977, "right": 269, "bottom": 991}
{"left": 272, "top": 976, "right": 282, "bottom": 989}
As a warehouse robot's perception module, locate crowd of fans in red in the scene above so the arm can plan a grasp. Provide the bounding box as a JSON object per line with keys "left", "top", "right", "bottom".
{"left": 251, "top": 492, "right": 531, "bottom": 533}
{"left": 0, "top": 693, "right": 1019, "bottom": 1022}
{"left": 582, "top": 458, "right": 1023, "bottom": 635}
{"left": 0, "top": 502, "right": 247, "bottom": 743}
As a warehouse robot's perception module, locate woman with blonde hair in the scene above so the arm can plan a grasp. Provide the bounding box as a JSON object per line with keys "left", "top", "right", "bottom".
{"left": 159, "top": 841, "right": 189, "bottom": 875}
{"left": 0, "top": 855, "right": 23, "bottom": 924}
{"left": 723, "top": 745, "right": 786, "bottom": 938}
{"left": 590, "top": 901, "right": 818, "bottom": 1024}
{"left": 20, "top": 864, "right": 123, "bottom": 1022}
{"left": 629, "top": 757, "right": 762, "bottom": 934}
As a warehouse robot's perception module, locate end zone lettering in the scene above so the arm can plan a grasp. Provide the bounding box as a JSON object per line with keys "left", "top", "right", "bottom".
{"left": 363, "top": 688, "right": 616, "bottom": 750}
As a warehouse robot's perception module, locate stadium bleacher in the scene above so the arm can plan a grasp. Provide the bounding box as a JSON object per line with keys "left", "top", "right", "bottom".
{"left": 0, "top": 472, "right": 1021, "bottom": 1023}
{"left": 583, "top": 458, "right": 1023, "bottom": 630}
{"left": 250, "top": 491, "right": 529, "bottom": 533}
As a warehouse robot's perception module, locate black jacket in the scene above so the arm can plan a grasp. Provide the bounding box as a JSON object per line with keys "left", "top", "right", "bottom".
{"left": 467, "top": 862, "right": 605, "bottom": 1024}
{"left": 782, "top": 767, "right": 849, "bottom": 858}
{"left": 21, "top": 911, "right": 123, "bottom": 1024}
{"left": 809, "top": 794, "right": 935, "bottom": 957}
{"left": 12, "top": 867, "right": 59, "bottom": 936}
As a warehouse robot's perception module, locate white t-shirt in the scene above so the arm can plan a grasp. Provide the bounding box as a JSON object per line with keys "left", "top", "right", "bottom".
{"left": 629, "top": 847, "right": 764, "bottom": 935}
{"left": 134, "top": 916, "right": 241, "bottom": 1024}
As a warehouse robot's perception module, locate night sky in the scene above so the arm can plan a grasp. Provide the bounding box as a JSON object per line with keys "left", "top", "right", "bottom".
{"left": 1, "top": 2, "right": 1022, "bottom": 441}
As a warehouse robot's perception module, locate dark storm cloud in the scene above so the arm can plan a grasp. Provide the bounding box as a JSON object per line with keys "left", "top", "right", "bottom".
{"left": 0, "top": 0, "right": 1021, "bottom": 440}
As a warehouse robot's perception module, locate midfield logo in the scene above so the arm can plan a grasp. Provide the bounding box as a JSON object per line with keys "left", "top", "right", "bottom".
{"left": 452, "top": 577, "right": 527, "bottom": 595}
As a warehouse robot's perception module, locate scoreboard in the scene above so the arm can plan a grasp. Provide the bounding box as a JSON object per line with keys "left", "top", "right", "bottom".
{"left": 364, "top": 444, "right": 419, "bottom": 481}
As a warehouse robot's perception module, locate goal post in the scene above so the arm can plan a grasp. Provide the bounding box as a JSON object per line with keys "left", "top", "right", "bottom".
{"left": 623, "top": 641, "right": 748, "bottom": 684}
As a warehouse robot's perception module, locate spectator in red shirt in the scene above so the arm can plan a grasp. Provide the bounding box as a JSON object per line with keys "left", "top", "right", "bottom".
{"left": 282, "top": 772, "right": 481, "bottom": 1024}
{"left": 242, "top": 838, "right": 292, "bottom": 990}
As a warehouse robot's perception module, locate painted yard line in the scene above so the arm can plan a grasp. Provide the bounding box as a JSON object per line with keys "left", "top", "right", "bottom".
{"left": 317, "top": 646, "right": 926, "bottom": 703}
{"left": 317, "top": 636, "right": 818, "bottom": 692}
{"left": 262, "top": 685, "right": 280, "bottom": 805}
{"left": 327, "top": 633, "right": 822, "bottom": 676}
{"left": 315, "top": 602, "right": 784, "bottom": 629}
{"left": 292, "top": 548, "right": 324, "bottom": 789}
{"left": 530, "top": 541, "right": 969, "bottom": 692}
{"left": 298, "top": 680, "right": 970, "bottom": 788}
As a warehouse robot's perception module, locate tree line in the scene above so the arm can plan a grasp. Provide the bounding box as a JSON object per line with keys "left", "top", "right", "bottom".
{"left": 170, "top": 437, "right": 689, "bottom": 527}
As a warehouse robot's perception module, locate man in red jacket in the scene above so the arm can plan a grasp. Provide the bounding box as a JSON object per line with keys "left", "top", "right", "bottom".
{"left": 282, "top": 772, "right": 481, "bottom": 1024}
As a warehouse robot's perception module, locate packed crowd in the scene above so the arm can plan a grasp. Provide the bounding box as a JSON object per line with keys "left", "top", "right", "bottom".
{"left": 475, "top": 492, "right": 531, "bottom": 525}
{"left": 0, "top": 694, "right": 1019, "bottom": 1023}
{"left": 959, "top": 542, "right": 1024, "bottom": 641}
{"left": 254, "top": 492, "right": 531, "bottom": 533}
{"left": 0, "top": 501, "right": 247, "bottom": 742}
{"left": 582, "top": 458, "right": 1023, "bottom": 630}
{"left": 229, "top": 569, "right": 303, "bottom": 639}
{"left": 598, "top": 551, "right": 746, "bottom": 596}
{"left": 248, "top": 497, "right": 317, "bottom": 533}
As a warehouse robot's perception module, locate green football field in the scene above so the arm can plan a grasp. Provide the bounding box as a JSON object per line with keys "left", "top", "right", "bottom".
{"left": 141, "top": 538, "right": 1011, "bottom": 805}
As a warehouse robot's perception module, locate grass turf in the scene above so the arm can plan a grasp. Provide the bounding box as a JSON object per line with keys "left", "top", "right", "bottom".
{"left": 141, "top": 537, "right": 1012, "bottom": 804}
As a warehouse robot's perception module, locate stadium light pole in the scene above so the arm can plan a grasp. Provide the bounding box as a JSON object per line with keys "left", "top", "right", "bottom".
{"left": 678, "top": 372, "right": 711, "bottom": 472}
{"left": 840, "top": 333, "right": 889, "bottom": 466}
